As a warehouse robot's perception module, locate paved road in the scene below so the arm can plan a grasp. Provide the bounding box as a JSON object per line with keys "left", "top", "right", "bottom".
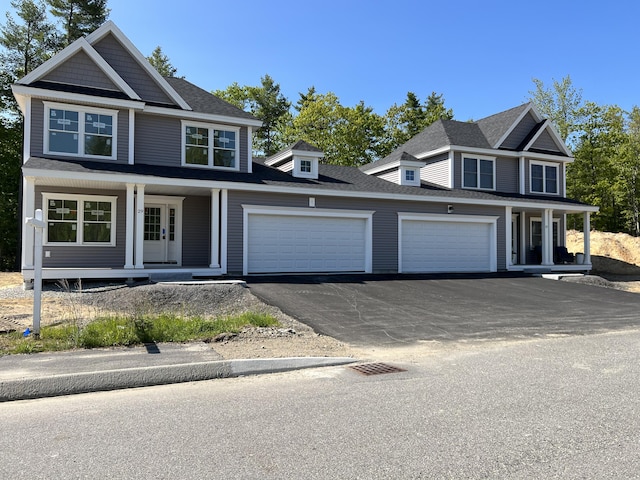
{"left": 247, "top": 274, "right": 640, "bottom": 345}
{"left": 2, "top": 330, "right": 639, "bottom": 479}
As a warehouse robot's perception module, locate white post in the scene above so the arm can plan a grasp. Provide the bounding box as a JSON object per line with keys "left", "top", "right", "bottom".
{"left": 26, "top": 209, "right": 46, "bottom": 336}
{"left": 221, "top": 189, "right": 228, "bottom": 274}
{"left": 584, "top": 212, "right": 591, "bottom": 264}
{"left": 519, "top": 214, "right": 526, "bottom": 265}
{"left": 505, "top": 206, "right": 512, "bottom": 267}
{"left": 541, "top": 209, "right": 554, "bottom": 265}
{"left": 210, "top": 188, "right": 220, "bottom": 268}
{"left": 124, "top": 183, "right": 135, "bottom": 269}
{"left": 23, "top": 176, "right": 36, "bottom": 269}
{"left": 135, "top": 184, "right": 145, "bottom": 268}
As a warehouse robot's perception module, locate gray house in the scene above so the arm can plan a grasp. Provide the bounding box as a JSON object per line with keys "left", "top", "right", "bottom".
{"left": 13, "top": 21, "right": 597, "bottom": 283}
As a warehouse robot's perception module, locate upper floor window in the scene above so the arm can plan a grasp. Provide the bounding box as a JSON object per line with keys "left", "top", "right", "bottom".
{"left": 43, "top": 193, "right": 117, "bottom": 246}
{"left": 463, "top": 156, "right": 494, "bottom": 190}
{"left": 300, "top": 159, "right": 312, "bottom": 173}
{"left": 45, "top": 102, "right": 117, "bottom": 160}
{"left": 183, "top": 122, "right": 239, "bottom": 170}
{"left": 405, "top": 169, "right": 415, "bottom": 182}
{"left": 530, "top": 161, "right": 558, "bottom": 194}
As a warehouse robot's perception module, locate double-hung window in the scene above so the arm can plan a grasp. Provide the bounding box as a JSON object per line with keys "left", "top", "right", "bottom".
{"left": 530, "top": 161, "right": 559, "bottom": 194}
{"left": 183, "top": 122, "right": 239, "bottom": 169}
{"left": 463, "top": 156, "right": 495, "bottom": 190}
{"left": 43, "top": 193, "right": 117, "bottom": 246}
{"left": 45, "top": 102, "right": 117, "bottom": 159}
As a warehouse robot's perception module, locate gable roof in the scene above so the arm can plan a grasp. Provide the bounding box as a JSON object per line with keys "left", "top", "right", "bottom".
{"left": 476, "top": 103, "right": 532, "bottom": 148}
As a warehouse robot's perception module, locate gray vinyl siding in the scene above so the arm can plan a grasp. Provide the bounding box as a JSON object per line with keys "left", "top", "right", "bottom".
{"left": 135, "top": 113, "right": 250, "bottom": 172}
{"left": 30, "top": 99, "right": 129, "bottom": 163}
{"left": 496, "top": 156, "right": 519, "bottom": 193}
{"left": 182, "top": 195, "right": 211, "bottom": 266}
{"left": 531, "top": 129, "right": 563, "bottom": 153}
{"left": 35, "top": 186, "right": 126, "bottom": 268}
{"left": 226, "top": 191, "right": 506, "bottom": 274}
{"left": 42, "top": 50, "right": 119, "bottom": 91}
{"left": 421, "top": 154, "right": 450, "bottom": 187}
{"left": 378, "top": 169, "right": 400, "bottom": 184}
{"left": 92, "top": 33, "right": 174, "bottom": 105}
{"left": 500, "top": 112, "right": 538, "bottom": 149}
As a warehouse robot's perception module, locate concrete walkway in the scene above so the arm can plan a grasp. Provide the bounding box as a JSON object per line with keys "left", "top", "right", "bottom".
{"left": 0, "top": 342, "right": 354, "bottom": 402}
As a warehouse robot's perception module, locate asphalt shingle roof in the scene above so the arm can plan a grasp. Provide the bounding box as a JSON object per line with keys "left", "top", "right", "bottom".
{"left": 476, "top": 103, "right": 530, "bottom": 147}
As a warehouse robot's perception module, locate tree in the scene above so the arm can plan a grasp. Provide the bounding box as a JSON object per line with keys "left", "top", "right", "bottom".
{"left": 213, "top": 75, "right": 290, "bottom": 156}
{"left": 529, "top": 75, "right": 584, "bottom": 147}
{"left": 0, "top": 0, "right": 59, "bottom": 111}
{"left": 0, "top": 118, "right": 22, "bottom": 270}
{"left": 615, "top": 106, "right": 640, "bottom": 235}
{"left": 46, "top": 0, "right": 109, "bottom": 45}
{"left": 380, "top": 91, "right": 453, "bottom": 157}
{"left": 147, "top": 45, "right": 177, "bottom": 77}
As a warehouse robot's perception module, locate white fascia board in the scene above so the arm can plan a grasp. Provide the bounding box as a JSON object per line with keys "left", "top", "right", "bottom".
{"left": 413, "top": 146, "right": 451, "bottom": 160}
{"left": 398, "top": 212, "right": 499, "bottom": 223}
{"left": 144, "top": 105, "right": 263, "bottom": 128}
{"left": 492, "top": 104, "right": 534, "bottom": 149}
{"left": 523, "top": 119, "right": 573, "bottom": 157}
{"left": 264, "top": 148, "right": 293, "bottom": 166}
{"left": 447, "top": 144, "right": 573, "bottom": 163}
{"left": 85, "top": 21, "right": 191, "bottom": 111}
{"left": 242, "top": 204, "right": 375, "bottom": 218}
{"left": 11, "top": 84, "right": 146, "bottom": 110}
{"left": 292, "top": 149, "right": 324, "bottom": 159}
{"left": 18, "top": 38, "right": 141, "bottom": 101}
{"left": 24, "top": 166, "right": 600, "bottom": 213}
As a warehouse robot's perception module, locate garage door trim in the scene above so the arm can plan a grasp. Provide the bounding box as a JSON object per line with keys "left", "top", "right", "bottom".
{"left": 243, "top": 205, "right": 374, "bottom": 275}
{"left": 398, "top": 212, "right": 499, "bottom": 273}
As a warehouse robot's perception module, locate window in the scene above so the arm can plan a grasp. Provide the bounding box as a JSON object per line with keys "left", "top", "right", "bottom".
{"left": 45, "top": 102, "right": 117, "bottom": 159}
{"left": 300, "top": 159, "right": 312, "bottom": 173}
{"left": 530, "top": 218, "right": 559, "bottom": 248}
{"left": 43, "top": 194, "right": 116, "bottom": 245}
{"left": 183, "top": 122, "right": 239, "bottom": 169}
{"left": 530, "top": 161, "right": 559, "bottom": 194}
{"left": 463, "top": 156, "right": 494, "bottom": 189}
{"left": 405, "top": 169, "right": 415, "bottom": 182}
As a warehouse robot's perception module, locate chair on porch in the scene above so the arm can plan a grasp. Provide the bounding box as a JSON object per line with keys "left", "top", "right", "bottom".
{"left": 554, "top": 246, "right": 575, "bottom": 264}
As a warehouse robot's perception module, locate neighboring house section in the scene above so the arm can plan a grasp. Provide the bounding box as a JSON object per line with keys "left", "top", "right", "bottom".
{"left": 13, "top": 22, "right": 597, "bottom": 285}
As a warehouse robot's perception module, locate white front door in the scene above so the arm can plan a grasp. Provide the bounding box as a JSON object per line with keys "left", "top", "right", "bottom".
{"left": 143, "top": 204, "right": 179, "bottom": 264}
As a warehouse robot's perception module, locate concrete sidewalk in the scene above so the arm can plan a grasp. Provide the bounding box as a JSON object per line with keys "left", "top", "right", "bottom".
{"left": 0, "top": 343, "right": 355, "bottom": 402}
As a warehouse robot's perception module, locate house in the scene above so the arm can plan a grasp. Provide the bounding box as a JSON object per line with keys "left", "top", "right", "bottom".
{"left": 12, "top": 21, "right": 597, "bottom": 285}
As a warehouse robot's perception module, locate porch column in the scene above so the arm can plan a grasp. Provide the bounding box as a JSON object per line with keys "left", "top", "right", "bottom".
{"left": 519, "top": 213, "right": 526, "bottom": 265}
{"left": 124, "top": 183, "right": 135, "bottom": 268}
{"left": 210, "top": 189, "right": 220, "bottom": 268}
{"left": 22, "top": 176, "right": 36, "bottom": 269}
{"left": 583, "top": 212, "right": 591, "bottom": 264}
{"left": 505, "top": 206, "right": 512, "bottom": 267}
{"left": 221, "top": 189, "right": 228, "bottom": 274}
{"left": 542, "top": 208, "right": 554, "bottom": 266}
{"left": 134, "top": 184, "right": 145, "bottom": 269}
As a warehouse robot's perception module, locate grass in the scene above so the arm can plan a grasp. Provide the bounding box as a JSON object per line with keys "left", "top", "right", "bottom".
{"left": 0, "top": 312, "right": 279, "bottom": 355}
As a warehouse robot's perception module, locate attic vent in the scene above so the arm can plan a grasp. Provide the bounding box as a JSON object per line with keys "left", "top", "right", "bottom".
{"left": 348, "top": 362, "right": 407, "bottom": 376}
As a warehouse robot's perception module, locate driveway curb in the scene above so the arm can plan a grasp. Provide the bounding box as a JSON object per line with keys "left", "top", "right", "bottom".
{"left": 0, "top": 357, "right": 356, "bottom": 402}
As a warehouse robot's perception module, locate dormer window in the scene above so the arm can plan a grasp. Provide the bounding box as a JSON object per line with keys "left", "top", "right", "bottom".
{"left": 300, "top": 159, "right": 312, "bottom": 173}
{"left": 405, "top": 170, "right": 415, "bottom": 182}
{"left": 399, "top": 166, "right": 421, "bottom": 186}
{"left": 182, "top": 121, "right": 239, "bottom": 170}
{"left": 293, "top": 156, "right": 318, "bottom": 178}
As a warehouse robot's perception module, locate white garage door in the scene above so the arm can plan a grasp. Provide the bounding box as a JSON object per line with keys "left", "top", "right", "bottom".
{"left": 401, "top": 219, "right": 494, "bottom": 273}
{"left": 247, "top": 214, "right": 367, "bottom": 274}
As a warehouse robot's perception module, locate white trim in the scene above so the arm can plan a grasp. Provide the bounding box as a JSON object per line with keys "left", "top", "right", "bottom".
{"left": 221, "top": 189, "right": 228, "bottom": 274}
{"left": 461, "top": 154, "right": 496, "bottom": 191}
{"left": 413, "top": 144, "right": 574, "bottom": 163}
{"left": 493, "top": 104, "right": 540, "bottom": 149}
{"left": 530, "top": 215, "right": 560, "bottom": 264}
{"left": 22, "top": 177, "right": 36, "bottom": 268}
{"left": 505, "top": 206, "right": 512, "bottom": 267}
{"left": 23, "top": 97, "right": 31, "bottom": 163}
{"left": 523, "top": 119, "right": 550, "bottom": 151}
{"left": 181, "top": 120, "right": 241, "bottom": 171}
{"left": 124, "top": 183, "right": 135, "bottom": 268}
{"left": 23, "top": 165, "right": 601, "bottom": 213}
{"left": 362, "top": 157, "right": 428, "bottom": 175}
{"left": 562, "top": 163, "right": 567, "bottom": 197}
{"left": 43, "top": 101, "right": 119, "bottom": 160}
{"left": 128, "top": 109, "right": 135, "bottom": 164}
{"left": 247, "top": 127, "right": 253, "bottom": 173}
{"left": 143, "top": 105, "right": 262, "bottom": 128}
{"left": 519, "top": 155, "right": 525, "bottom": 194}
{"left": 210, "top": 189, "right": 220, "bottom": 268}
{"left": 134, "top": 184, "right": 145, "bottom": 268}
{"left": 524, "top": 120, "right": 572, "bottom": 157}
{"left": 400, "top": 166, "right": 420, "bottom": 186}
{"left": 583, "top": 213, "right": 591, "bottom": 264}
{"left": 292, "top": 155, "right": 319, "bottom": 179}
{"left": 529, "top": 159, "right": 560, "bottom": 195}
{"left": 143, "top": 195, "right": 184, "bottom": 266}
{"left": 265, "top": 146, "right": 324, "bottom": 167}
{"left": 519, "top": 213, "right": 526, "bottom": 265}
{"left": 397, "top": 212, "right": 499, "bottom": 273}
{"left": 42, "top": 192, "right": 117, "bottom": 246}
{"left": 12, "top": 84, "right": 146, "bottom": 110}
{"left": 241, "top": 205, "right": 374, "bottom": 276}
{"left": 84, "top": 21, "right": 191, "bottom": 111}
{"left": 18, "top": 37, "right": 141, "bottom": 101}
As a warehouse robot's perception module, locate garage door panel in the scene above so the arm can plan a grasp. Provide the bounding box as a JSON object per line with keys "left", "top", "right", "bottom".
{"left": 402, "top": 219, "right": 492, "bottom": 273}
{"left": 248, "top": 214, "right": 367, "bottom": 274}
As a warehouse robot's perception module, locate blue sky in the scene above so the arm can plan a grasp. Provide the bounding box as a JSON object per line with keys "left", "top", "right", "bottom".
{"left": 7, "top": 0, "right": 640, "bottom": 120}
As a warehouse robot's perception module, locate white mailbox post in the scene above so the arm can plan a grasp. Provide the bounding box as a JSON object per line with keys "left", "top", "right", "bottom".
{"left": 26, "top": 209, "right": 46, "bottom": 336}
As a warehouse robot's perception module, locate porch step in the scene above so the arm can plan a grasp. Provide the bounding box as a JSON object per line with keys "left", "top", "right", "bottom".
{"left": 148, "top": 272, "right": 194, "bottom": 283}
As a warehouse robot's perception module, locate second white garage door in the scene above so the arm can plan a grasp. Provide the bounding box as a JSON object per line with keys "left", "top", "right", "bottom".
{"left": 246, "top": 212, "right": 370, "bottom": 274}
{"left": 400, "top": 215, "right": 497, "bottom": 273}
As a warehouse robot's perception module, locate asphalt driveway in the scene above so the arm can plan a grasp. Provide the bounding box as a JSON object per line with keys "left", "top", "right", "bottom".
{"left": 246, "top": 274, "right": 640, "bottom": 346}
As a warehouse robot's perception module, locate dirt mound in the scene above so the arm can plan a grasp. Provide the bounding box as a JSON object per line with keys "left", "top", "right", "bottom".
{"left": 566, "top": 230, "right": 640, "bottom": 274}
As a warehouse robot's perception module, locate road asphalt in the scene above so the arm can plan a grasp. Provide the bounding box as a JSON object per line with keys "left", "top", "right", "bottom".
{"left": 0, "top": 342, "right": 355, "bottom": 402}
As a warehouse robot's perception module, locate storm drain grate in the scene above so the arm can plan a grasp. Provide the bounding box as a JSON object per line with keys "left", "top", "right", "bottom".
{"left": 348, "top": 362, "right": 407, "bottom": 376}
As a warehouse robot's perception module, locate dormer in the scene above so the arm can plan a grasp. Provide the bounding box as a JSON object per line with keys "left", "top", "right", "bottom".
{"left": 265, "top": 140, "right": 324, "bottom": 179}
{"left": 362, "top": 151, "right": 426, "bottom": 187}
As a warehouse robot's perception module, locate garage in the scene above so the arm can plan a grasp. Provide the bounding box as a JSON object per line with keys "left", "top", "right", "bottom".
{"left": 399, "top": 213, "right": 498, "bottom": 273}
{"left": 244, "top": 207, "right": 373, "bottom": 275}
